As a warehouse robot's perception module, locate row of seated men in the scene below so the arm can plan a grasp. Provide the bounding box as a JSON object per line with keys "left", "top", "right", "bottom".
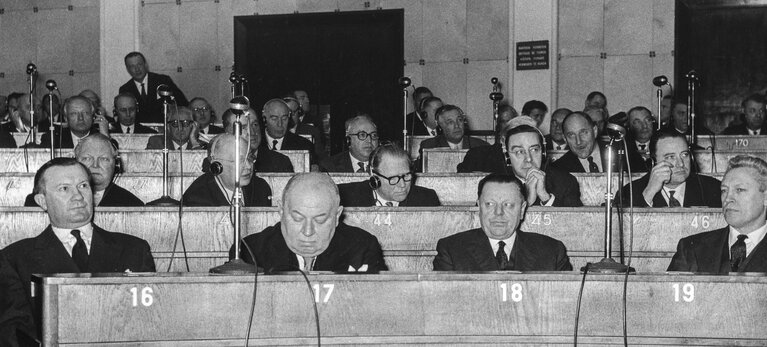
{"left": 2, "top": 148, "right": 766, "bottom": 344}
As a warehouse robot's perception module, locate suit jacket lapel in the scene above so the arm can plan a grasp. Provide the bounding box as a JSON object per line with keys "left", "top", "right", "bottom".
{"left": 33, "top": 227, "right": 80, "bottom": 273}
{"left": 741, "top": 234, "right": 767, "bottom": 271}
{"left": 88, "top": 226, "right": 122, "bottom": 272}
{"left": 696, "top": 228, "right": 730, "bottom": 273}
{"left": 468, "top": 230, "right": 498, "bottom": 271}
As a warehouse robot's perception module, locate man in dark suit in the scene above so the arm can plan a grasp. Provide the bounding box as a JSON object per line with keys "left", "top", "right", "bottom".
{"left": 0, "top": 253, "right": 36, "bottom": 346}
{"left": 545, "top": 108, "right": 571, "bottom": 151}
{"left": 189, "top": 97, "right": 224, "bottom": 137}
{"left": 338, "top": 144, "right": 440, "bottom": 207}
{"left": 184, "top": 134, "right": 272, "bottom": 206}
{"left": 521, "top": 100, "right": 548, "bottom": 128}
{"left": 407, "top": 96, "right": 442, "bottom": 137}
{"left": 284, "top": 96, "right": 324, "bottom": 159}
{"left": 25, "top": 133, "right": 144, "bottom": 207}
{"left": 261, "top": 99, "right": 316, "bottom": 164}
{"left": 319, "top": 114, "right": 379, "bottom": 173}
{"left": 1, "top": 157, "right": 155, "bottom": 338}
{"left": 146, "top": 106, "right": 205, "bottom": 150}
{"left": 405, "top": 87, "right": 433, "bottom": 136}
{"left": 39, "top": 96, "right": 111, "bottom": 149}
{"left": 221, "top": 107, "right": 294, "bottom": 173}
{"left": 550, "top": 111, "right": 605, "bottom": 173}
{"left": 119, "top": 51, "right": 188, "bottom": 124}
{"left": 624, "top": 106, "right": 655, "bottom": 173}
{"left": 722, "top": 94, "right": 767, "bottom": 135}
{"left": 110, "top": 93, "right": 157, "bottom": 134}
{"left": 416, "top": 104, "right": 489, "bottom": 171}
{"left": 617, "top": 131, "right": 721, "bottom": 208}
{"left": 233, "top": 173, "right": 386, "bottom": 273}
{"left": 433, "top": 173, "right": 573, "bottom": 271}
{"left": 669, "top": 98, "right": 713, "bottom": 136}
{"left": 668, "top": 155, "right": 767, "bottom": 273}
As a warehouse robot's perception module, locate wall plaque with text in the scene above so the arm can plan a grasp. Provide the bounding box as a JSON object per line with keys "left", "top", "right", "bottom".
{"left": 516, "top": 40, "right": 549, "bottom": 70}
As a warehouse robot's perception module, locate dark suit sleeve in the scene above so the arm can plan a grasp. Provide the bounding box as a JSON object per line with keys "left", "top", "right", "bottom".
{"left": 0, "top": 253, "right": 36, "bottom": 347}
{"left": 137, "top": 240, "right": 156, "bottom": 272}
{"left": 553, "top": 240, "right": 573, "bottom": 271}
{"left": 145, "top": 136, "right": 162, "bottom": 150}
{"left": 433, "top": 239, "right": 455, "bottom": 271}
{"left": 667, "top": 238, "right": 694, "bottom": 272}
{"left": 167, "top": 78, "right": 188, "bottom": 106}
{"left": 362, "top": 236, "right": 387, "bottom": 272}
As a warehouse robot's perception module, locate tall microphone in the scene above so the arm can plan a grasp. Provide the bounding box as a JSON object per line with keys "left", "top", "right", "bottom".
{"left": 45, "top": 80, "right": 57, "bottom": 92}
{"left": 229, "top": 96, "right": 250, "bottom": 116}
{"left": 652, "top": 75, "right": 668, "bottom": 87}
{"left": 398, "top": 77, "right": 411, "bottom": 88}
{"left": 605, "top": 122, "right": 626, "bottom": 140}
{"left": 26, "top": 63, "right": 37, "bottom": 75}
{"left": 157, "top": 84, "right": 172, "bottom": 99}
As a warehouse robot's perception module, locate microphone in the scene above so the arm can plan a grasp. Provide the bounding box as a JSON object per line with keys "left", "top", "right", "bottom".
{"left": 229, "top": 72, "right": 237, "bottom": 83}
{"left": 45, "top": 80, "right": 57, "bottom": 92}
{"left": 26, "top": 63, "right": 37, "bottom": 75}
{"left": 685, "top": 70, "right": 699, "bottom": 80}
{"left": 652, "top": 75, "right": 668, "bottom": 87}
{"left": 229, "top": 96, "right": 250, "bottom": 116}
{"left": 605, "top": 122, "right": 626, "bottom": 140}
{"left": 157, "top": 84, "right": 172, "bottom": 99}
{"left": 491, "top": 77, "right": 498, "bottom": 85}
{"left": 398, "top": 77, "right": 411, "bottom": 88}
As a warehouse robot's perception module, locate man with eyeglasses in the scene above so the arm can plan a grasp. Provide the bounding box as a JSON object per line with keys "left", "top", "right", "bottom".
{"left": 338, "top": 144, "right": 440, "bottom": 207}
{"left": 189, "top": 97, "right": 224, "bottom": 136}
{"left": 319, "top": 114, "right": 379, "bottom": 172}
{"left": 261, "top": 99, "right": 316, "bottom": 162}
{"left": 219, "top": 107, "right": 294, "bottom": 173}
{"left": 40, "top": 96, "right": 111, "bottom": 149}
{"left": 416, "top": 105, "right": 489, "bottom": 171}
{"left": 145, "top": 106, "right": 204, "bottom": 150}
{"left": 109, "top": 93, "right": 157, "bottom": 134}
{"left": 617, "top": 131, "right": 721, "bottom": 207}
{"left": 183, "top": 133, "right": 272, "bottom": 206}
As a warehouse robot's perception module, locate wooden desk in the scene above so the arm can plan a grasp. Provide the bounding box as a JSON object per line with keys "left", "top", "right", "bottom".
{"left": 13, "top": 132, "right": 313, "bottom": 149}
{"left": 407, "top": 135, "right": 495, "bottom": 160}
{"left": 0, "top": 148, "right": 310, "bottom": 173}
{"left": 695, "top": 135, "right": 767, "bottom": 150}
{"left": 0, "top": 207, "right": 725, "bottom": 272}
{"left": 35, "top": 272, "right": 767, "bottom": 346}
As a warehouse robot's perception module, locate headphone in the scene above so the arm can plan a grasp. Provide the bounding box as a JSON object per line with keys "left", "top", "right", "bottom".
{"left": 209, "top": 135, "right": 224, "bottom": 175}
{"left": 113, "top": 140, "right": 124, "bottom": 175}
{"left": 367, "top": 142, "right": 409, "bottom": 190}
{"left": 502, "top": 124, "right": 548, "bottom": 167}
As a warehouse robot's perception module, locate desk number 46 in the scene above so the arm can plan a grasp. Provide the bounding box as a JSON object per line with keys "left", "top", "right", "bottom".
{"left": 130, "top": 287, "right": 154, "bottom": 307}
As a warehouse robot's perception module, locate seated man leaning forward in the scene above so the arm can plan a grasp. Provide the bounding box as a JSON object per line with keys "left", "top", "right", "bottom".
{"left": 232, "top": 173, "right": 387, "bottom": 273}
{"left": 183, "top": 133, "right": 272, "bottom": 207}
{"left": 338, "top": 143, "right": 441, "bottom": 207}
{"left": 433, "top": 173, "right": 573, "bottom": 271}
{"left": 668, "top": 155, "right": 767, "bottom": 273}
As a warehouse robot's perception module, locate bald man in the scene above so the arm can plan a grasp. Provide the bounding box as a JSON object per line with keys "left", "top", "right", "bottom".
{"left": 232, "top": 173, "right": 386, "bottom": 273}
{"left": 183, "top": 134, "right": 272, "bottom": 206}
{"left": 261, "top": 99, "right": 316, "bottom": 159}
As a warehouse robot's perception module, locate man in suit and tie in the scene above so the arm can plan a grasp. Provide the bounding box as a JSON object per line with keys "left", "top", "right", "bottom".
{"left": 189, "top": 97, "right": 224, "bottom": 139}
{"left": 110, "top": 93, "right": 157, "bottom": 134}
{"left": 417, "top": 105, "right": 489, "bottom": 163}
{"left": 284, "top": 96, "right": 324, "bottom": 158}
{"left": 405, "top": 87, "right": 433, "bottom": 136}
{"left": 545, "top": 108, "right": 571, "bottom": 151}
{"left": 433, "top": 173, "right": 573, "bottom": 271}
{"left": 625, "top": 106, "right": 655, "bottom": 173}
{"left": 617, "top": 131, "right": 721, "bottom": 207}
{"left": 183, "top": 134, "right": 272, "bottom": 207}
{"left": 722, "top": 94, "right": 767, "bottom": 135}
{"left": 521, "top": 100, "right": 548, "bottom": 128}
{"left": 145, "top": 106, "right": 205, "bottom": 150}
{"left": 221, "top": 107, "right": 293, "bottom": 173}
{"left": 1, "top": 157, "right": 156, "bottom": 338}
{"left": 119, "top": 51, "right": 188, "bottom": 124}
{"left": 39, "top": 96, "right": 111, "bottom": 149}
{"left": 233, "top": 173, "right": 386, "bottom": 273}
{"left": 668, "top": 155, "right": 767, "bottom": 273}
{"left": 408, "top": 96, "right": 442, "bottom": 137}
{"left": 550, "top": 111, "right": 604, "bottom": 173}
{"left": 669, "top": 98, "right": 713, "bottom": 136}
{"left": 261, "top": 99, "right": 315, "bottom": 163}
{"left": 319, "top": 114, "right": 379, "bottom": 173}
{"left": 338, "top": 144, "right": 440, "bottom": 207}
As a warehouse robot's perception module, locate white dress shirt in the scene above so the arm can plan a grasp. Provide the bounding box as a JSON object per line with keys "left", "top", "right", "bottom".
{"left": 52, "top": 223, "right": 94, "bottom": 256}
{"left": 488, "top": 234, "right": 516, "bottom": 261}
{"left": 729, "top": 222, "right": 767, "bottom": 257}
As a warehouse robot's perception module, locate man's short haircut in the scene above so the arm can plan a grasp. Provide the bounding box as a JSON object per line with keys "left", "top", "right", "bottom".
{"left": 498, "top": 104, "right": 518, "bottom": 118}
{"left": 741, "top": 93, "right": 766, "bottom": 108}
{"left": 586, "top": 91, "right": 606, "bottom": 103}
{"left": 477, "top": 173, "right": 527, "bottom": 201}
{"left": 434, "top": 104, "right": 463, "bottom": 121}
{"left": 648, "top": 130, "right": 689, "bottom": 159}
{"left": 7, "top": 92, "right": 23, "bottom": 105}
{"left": 419, "top": 96, "right": 442, "bottom": 111}
{"left": 583, "top": 105, "right": 608, "bottom": 117}
{"left": 282, "top": 172, "right": 340, "bottom": 207}
{"left": 113, "top": 93, "right": 138, "bottom": 109}
{"left": 727, "top": 155, "right": 767, "bottom": 192}
{"left": 369, "top": 143, "right": 410, "bottom": 172}
{"left": 627, "top": 106, "right": 652, "bottom": 117}
{"left": 552, "top": 108, "right": 572, "bottom": 118}
{"left": 671, "top": 98, "right": 687, "bottom": 110}
{"left": 345, "top": 114, "right": 376, "bottom": 133}
{"left": 74, "top": 133, "right": 118, "bottom": 158}
{"left": 504, "top": 124, "right": 544, "bottom": 148}
{"left": 562, "top": 111, "right": 596, "bottom": 129}
{"left": 124, "top": 51, "right": 147, "bottom": 64}
{"left": 413, "top": 86, "right": 432, "bottom": 99}
{"left": 63, "top": 95, "right": 95, "bottom": 114}
{"left": 521, "top": 100, "right": 548, "bottom": 115}
{"left": 33, "top": 157, "right": 92, "bottom": 195}
{"left": 189, "top": 97, "right": 209, "bottom": 106}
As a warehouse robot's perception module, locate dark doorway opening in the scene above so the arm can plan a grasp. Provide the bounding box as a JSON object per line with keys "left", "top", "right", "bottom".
{"left": 234, "top": 9, "right": 404, "bottom": 155}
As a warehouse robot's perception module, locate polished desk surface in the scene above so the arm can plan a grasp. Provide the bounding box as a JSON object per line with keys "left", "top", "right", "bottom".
{"left": 0, "top": 148, "right": 310, "bottom": 173}
{"left": 0, "top": 207, "right": 726, "bottom": 273}
{"left": 423, "top": 147, "right": 764, "bottom": 173}
{"left": 35, "top": 272, "right": 767, "bottom": 346}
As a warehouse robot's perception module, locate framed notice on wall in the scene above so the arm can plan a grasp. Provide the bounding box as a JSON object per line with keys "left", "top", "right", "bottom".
{"left": 516, "top": 40, "right": 549, "bottom": 70}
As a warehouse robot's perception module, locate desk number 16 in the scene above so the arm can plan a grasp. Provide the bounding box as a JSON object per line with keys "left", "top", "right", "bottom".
{"left": 130, "top": 287, "right": 154, "bottom": 307}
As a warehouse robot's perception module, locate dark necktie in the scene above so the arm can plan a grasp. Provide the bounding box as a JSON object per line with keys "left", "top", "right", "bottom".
{"left": 140, "top": 82, "right": 146, "bottom": 98}
{"left": 430, "top": 129, "right": 436, "bottom": 136}
{"left": 587, "top": 156, "right": 599, "bottom": 173}
{"left": 731, "top": 234, "right": 748, "bottom": 272}
{"left": 356, "top": 162, "right": 366, "bottom": 173}
{"left": 639, "top": 144, "right": 646, "bottom": 151}
{"left": 668, "top": 190, "right": 681, "bottom": 207}
{"left": 496, "top": 240, "right": 509, "bottom": 270}
{"left": 71, "top": 229, "right": 89, "bottom": 272}
{"left": 126, "top": 126, "right": 131, "bottom": 134}
{"left": 272, "top": 140, "right": 279, "bottom": 150}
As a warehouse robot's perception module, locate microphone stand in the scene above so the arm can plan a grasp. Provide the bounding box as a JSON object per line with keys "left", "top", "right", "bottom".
{"left": 399, "top": 77, "right": 411, "bottom": 151}
{"left": 582, "top": 127, "right": 635, "bottom": 273}
{"left": 686, "top": 71, "right": 698, "bottom": 146}
{"left": 211, "top": 97, "right": 255, "bottom": 274}
{"left": 46, "top": 89, "right": 55, "bottom": 159}
{"left": 148, "top": 87, "right": 180, "bottom": 206}
{"left": 656, "top": 88, "right": 663, "bottom": 131}
{"left": 489, "top": 77, "right": 503, "bottom": 144}
{"left": 26, "top": 64, "right": 37, "bottom": 147}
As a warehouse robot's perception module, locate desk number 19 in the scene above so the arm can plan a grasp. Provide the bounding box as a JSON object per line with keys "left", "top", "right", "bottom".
{"left": 130, "top": 287, "right": 154, "bottom": 307}
{"left": 672, "top": 283, "right": 694, "bottom": 302}
{"left": 500, "top": 283, "right": 522, "bottom": 302}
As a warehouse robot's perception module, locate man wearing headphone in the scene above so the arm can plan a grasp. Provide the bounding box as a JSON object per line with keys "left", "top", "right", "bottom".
{"left": 110, "top": 93, "right": 157, "bottom": 134}
{"left": 319, "top": 114, "right": 379, "bottom": 173}
{"left": 405, "top": 87, "right": 433, "bottom": 136}
{"left": 617, "top": 131, "right": 721, "bottom": 207}
{"left": 337, "top": 144, "right": 440, "bottom": 207}
{"left": 39, "top": 95, "right": 111, "bottom": 149}
{"left": 25, "top": 133, "right": 143, "bottom": 207}
{"left": 183, "top": 133, "right": 272, "bottom": 207}
{"left": 416, "top": 104, "right": 489, "bottom": 171}
{"left": 220, "top": 107, "right": 294, "bottom": 173}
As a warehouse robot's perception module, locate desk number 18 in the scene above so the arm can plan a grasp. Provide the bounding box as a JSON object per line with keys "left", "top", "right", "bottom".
{"left": 500, "top": 283, "right": 522, "bottom": 302}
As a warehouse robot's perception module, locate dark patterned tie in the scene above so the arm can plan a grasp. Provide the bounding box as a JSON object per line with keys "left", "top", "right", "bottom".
{"left": 639, "top": 144, "right": 647, "bottom": 152}
{"left": 668, "top": 190, "right": 681, "bottom": 207}
{"left": 126, "top": 126, "right": 131, "bottom": 134}
{"left": 496, "top": 241, "right": 509, "bottom": 270}
{"left": 140, "top": 82, "right": 146, "bottom": 98}
{"left": 356, "top": 162, "right": 366, "bottom": 173}
{"left": 272, "top": 140, "right": 279, "bottom": 150}
{"left": 730, "top": 234, "right": 748, "bottom": 272}
{"left": 71, "top": 229, "right": 89, "bottom": 272}
{"left": 587, "top": 156, "right": 599, "bottom": 173}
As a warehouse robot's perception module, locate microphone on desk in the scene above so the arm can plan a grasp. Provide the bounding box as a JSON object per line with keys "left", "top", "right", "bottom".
{"left": 157, "top": 84, "right": 173, "bottom": 100}
{"left": 229, "top": 96, "right": 250, "bottom": 116}
{"left": 26, "top": 63, "right": 37, "bottom": 75}
{"left": 652, "top": 75, "right": 669, "bottom": 87}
